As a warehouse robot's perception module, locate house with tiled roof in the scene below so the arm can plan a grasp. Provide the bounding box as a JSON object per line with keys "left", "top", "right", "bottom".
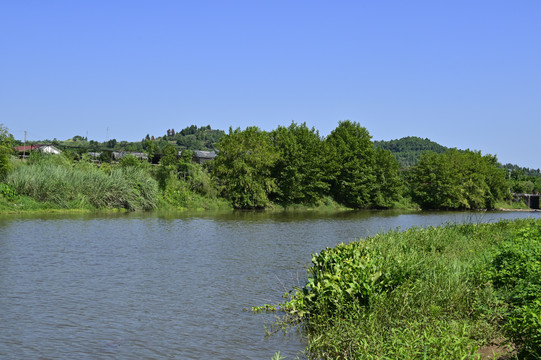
{"left": 14, "top": 144, "right": 61, "bottom": 157}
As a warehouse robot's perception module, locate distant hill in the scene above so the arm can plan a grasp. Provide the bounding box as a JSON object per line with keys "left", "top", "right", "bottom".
{"left": 374, "top": 136, "right": 449, "bottom": 168}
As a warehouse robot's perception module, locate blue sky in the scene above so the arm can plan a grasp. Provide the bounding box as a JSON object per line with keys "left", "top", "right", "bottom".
{"left": 1, "top": 1, "right": 540, "bottom": 168}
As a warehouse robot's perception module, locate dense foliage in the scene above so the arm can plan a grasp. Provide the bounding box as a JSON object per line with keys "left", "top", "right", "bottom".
{"left": 153, "top": 145, "right": 227, "bottom": 210}
{"left": 270, "top": 122, "right": 330, "bottom": 206}
{"left": 411, "top": 149, "right": 508, "bottom": 210}
{"left": 267, "top": 219, "right": 541, "bottom": 359}
{"left": 505, "top": 163, "right": 541, "bottom": 194}
{"left": 212, "top": 126, "right": 278, "bottom": 209}
{"left": 325, "top": 121, "right": 378, "bottom": 208}
{"left": 0, "top": 124, "right": 14, "bottom": 180}
{"left": 486, "top": 223, "right": 541, "bottom": 358}
{"left": 0, "top": 122, "right": 530, "bottom": 211}
{"left": 211, "top": 121, "right": 405, "bottom": 209}
{"left": 169, "top": 124, "right": 225, "bottom": 150}
{"left": 372, "top": 147, "right": 404, "bottom": 208}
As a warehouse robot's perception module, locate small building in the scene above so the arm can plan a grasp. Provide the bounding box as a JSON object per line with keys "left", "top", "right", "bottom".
{"left": 112, "top": 151, "right": 149, "bottom": 161}
{"left": 38, "top": 145, "right": 62, "bottom": 155}
{"left": 14, "top": 144, "right": 62, "bottom": 157}
{"left": 87, "top": 151, "right": 149, "bottom": 162}
{"left": 88, "top": 152, "right": 101, "bottom": 159}
{"left": 192, "top": 150, "right": 216, "bottom": 164}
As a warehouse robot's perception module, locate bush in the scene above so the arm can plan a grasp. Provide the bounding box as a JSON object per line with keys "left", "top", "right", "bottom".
{"left": 0, "top": 182, "right": 19, "bottom": 202}
{"left": 487, "top": 221, "right": 541, "bottom": 357}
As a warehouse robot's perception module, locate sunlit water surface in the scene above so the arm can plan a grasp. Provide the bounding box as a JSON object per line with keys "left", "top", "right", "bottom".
{"left": 1, "top": 210, "right": 539, "bottom": 359}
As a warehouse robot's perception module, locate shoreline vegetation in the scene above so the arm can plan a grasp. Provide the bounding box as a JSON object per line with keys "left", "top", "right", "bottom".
{"left": 1, "top": 121, "right": 538, "bottom": 213}
{"left": 259, "top": 219, "right": 541, "bottom": 359}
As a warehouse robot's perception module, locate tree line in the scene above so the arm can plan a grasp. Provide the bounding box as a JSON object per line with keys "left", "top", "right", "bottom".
{"left": 211, "top": 121, "right": 512, "bottom": 210}
{"left": 1, "top": 122, "right": 535, "bottom": 211}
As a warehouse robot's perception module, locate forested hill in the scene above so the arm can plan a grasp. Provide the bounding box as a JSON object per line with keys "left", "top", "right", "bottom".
{"left": 374, "top": 136, "right": 449, "bottom": 168}
{"left": 160, "top": 125, "right": 225, "bottom": 150}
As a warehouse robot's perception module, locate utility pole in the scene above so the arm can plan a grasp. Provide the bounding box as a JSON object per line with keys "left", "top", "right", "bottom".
{"left": 23, "top": 131, "right": 27, "bottom": 159}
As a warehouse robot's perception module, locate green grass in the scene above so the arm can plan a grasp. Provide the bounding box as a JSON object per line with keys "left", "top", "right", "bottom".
{"left": 262, "top": 219, "right": 541, "bottom": 359}
{"left": 494, "top": 199, "right": 531, "bottom": 210}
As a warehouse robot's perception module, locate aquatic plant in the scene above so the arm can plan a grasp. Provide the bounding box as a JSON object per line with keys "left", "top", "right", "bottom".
{"left": 264, "top": 219, "right": 541, "bottom": 359}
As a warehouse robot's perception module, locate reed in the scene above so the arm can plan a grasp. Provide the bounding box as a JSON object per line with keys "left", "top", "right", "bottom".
{"left": 6, "top": 163, "right": 159, "bottom": 210}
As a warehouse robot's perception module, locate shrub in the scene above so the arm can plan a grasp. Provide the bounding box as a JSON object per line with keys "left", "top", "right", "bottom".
{"left": 487, "top": 221, "right": 541, "bottom": 357}
{"left": 0, "top": 182, "right": 19, "bottom": 202}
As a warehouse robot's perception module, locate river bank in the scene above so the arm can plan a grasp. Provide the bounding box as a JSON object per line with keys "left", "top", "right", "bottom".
{"left": 264, "top": 218, "right": 541, "bottom": 359}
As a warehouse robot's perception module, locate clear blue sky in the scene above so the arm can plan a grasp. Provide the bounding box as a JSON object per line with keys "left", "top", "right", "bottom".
{"left": 1, "top": 1, "right": 540, "bottom": 168}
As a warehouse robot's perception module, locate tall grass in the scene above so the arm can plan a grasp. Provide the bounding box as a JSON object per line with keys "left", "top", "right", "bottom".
{"left": 6, "top": 162, "right": 159, "bottom": 210}
{"left": 267, "top": 220, "right": 541, "bottom": 359}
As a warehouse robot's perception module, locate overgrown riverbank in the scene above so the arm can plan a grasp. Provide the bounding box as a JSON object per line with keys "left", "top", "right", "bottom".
{"left": 259, "top": 219, "right": 541, "bottom": 359}
{"left": 3, "top": 122, "right": 530, "bottom": 213}
{"left": 0, "top": 152, "right": 234, "bottom": 213}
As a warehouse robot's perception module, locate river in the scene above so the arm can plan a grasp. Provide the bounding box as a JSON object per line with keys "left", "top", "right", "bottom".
{"left": 0, "top": 210, "right": 539, "bottom": 359}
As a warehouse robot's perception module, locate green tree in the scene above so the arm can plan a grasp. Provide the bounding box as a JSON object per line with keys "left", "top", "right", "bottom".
{"left": 118, "top": 154, "right": 142, "bottom": 168}
{"left": 99, "top": 150, "right": 113, "bottom": 163}
{"left": 411, "top": 149, "right": 508, "bottom": 210}
{"left": 0, "top": 124, "right": 14, "bottom": 180}
{"left": 212, "top": 127, "right": 278, "bottom": 209}
{"left": 371, "top": 147, "right": 404, "bottom": 208}
{"left": 178, "top": 149, "right": 194, "bottom": 180}
{"left": 411, "top": 150, "right": 464, "bottom": 209}
{"left": 160, "top": 144, "right": 179, "bottom": 167}
{"left": 325, "top": 120, "right": 377, "bottom": 208}
{"left": 270, "top": 122, "right": 329, "bottom": 206}
{"left": 474, "top": 153, "right": 509, "bottom": 208}
{"left": 174, "top": 125, "right": 225, "bottom": 150}
{"left": 155, "top": 145, "right": 180, "bottom": 190}
{"left": 143, "top": 139, "right": 159, "bottom": 163}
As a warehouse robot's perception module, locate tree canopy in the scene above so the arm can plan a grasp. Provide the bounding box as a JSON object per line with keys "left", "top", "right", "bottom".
{"left": 325, "top": 120, "right": 377, "bottom": 208}
{"left": 212, "top": 127, "right": 278, "bottom": 209}
{"left": 270, "top": 122, "right": 330, "bottom": 206}
{"left": 411, "top": 149, "right": 508, "bottom": 210}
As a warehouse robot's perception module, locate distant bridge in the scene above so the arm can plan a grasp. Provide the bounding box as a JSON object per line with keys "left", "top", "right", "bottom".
{"left": 514, "top": 193, "right": 540, "bottom": 210}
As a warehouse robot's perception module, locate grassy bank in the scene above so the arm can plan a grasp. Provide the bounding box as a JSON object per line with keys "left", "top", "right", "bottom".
{"left": 494, "top": 199, "right": 531, "bottom": 211}
{"left": 260, "top": 219, "right": 541, "bottom": 359}
{"left": 0, "top": 154, "right": 234, "bottom": 212}
{"left": 0, "top": 157, "right": 343, "bottom": 213}
{"left": 4, "top": 162, "right": 159, "bottom": 211}
{"left": 0, "top": 153, "right": 529, "bottom": 214}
